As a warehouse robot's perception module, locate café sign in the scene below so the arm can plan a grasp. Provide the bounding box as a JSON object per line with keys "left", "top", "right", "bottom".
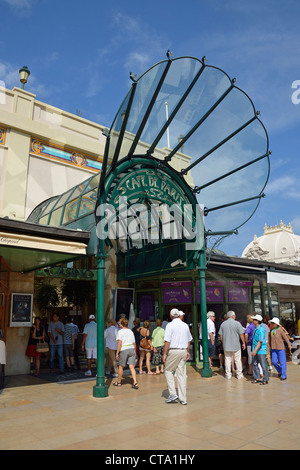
{"left": 36, "top": 266, "right": 96, "bottom": 280}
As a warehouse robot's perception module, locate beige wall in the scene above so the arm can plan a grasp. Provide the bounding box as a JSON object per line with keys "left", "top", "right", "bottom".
{"left": 0, "top": 86, "right": 106, "bottom": 220}
{"left": 5, "top": 272, "right": 34, "bottom": 375}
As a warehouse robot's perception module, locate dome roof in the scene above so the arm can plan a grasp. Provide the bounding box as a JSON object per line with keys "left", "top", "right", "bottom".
{"left": 242, "top": 221, "right": 300, "bottom": 266}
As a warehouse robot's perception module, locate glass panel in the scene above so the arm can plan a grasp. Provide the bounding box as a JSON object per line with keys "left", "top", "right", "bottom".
{"left": 112, "top": 61, "right": 169, "bottom": 164}
{"left": 38, "top": 214, "right": 51, "bottom": 225}
{"left": 107, "top": 89, "right": 132, "bottom": 164}
{"left": 139, "top": 58, "right": 204, "bottom": 148}
{"left": 77, "top": 189, "right": 97, "bottom": 218}
{"left": 53, "top": 187, "right": 77, "bottom": 209}
{"left": 199, "top": 157, "right": 269, "bottom": 212}
{"left": 62, "top": 199, "right": 79, "bottom": 224}
{"left": 39, "top": 197, "right": 60, "bottom": 217}
{"left": 153, "top": 64, "right": 231, "bottom": 152}
{"left": 48, "top": 207, "right": 64, "bottom": 226}
{"left": 203, "top": 198, "right": 260, "bottom": 234}
{"left": 83, "top": 173, "right": 100, "bottom": 193}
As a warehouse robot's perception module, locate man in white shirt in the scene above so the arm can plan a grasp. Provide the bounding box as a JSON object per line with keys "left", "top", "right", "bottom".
{"left": 163, "top": 308, "right": 193, "bottom": 405}
{"left": 199, "top": 311, "right": 216, "bottom": 368}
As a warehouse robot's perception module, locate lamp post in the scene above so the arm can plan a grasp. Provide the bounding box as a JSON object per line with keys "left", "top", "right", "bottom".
{"left": 19, "top": 66, "right": 30, "bottom": 89}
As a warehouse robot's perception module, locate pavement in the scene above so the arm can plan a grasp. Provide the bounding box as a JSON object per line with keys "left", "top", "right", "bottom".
{"left": 0, "top": 361, "right": 300, "bottom": 451}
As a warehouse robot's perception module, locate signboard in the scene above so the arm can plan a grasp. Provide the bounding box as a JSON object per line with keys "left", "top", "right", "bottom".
{"left": 228, "top": 287, "right": 249, "bottom": 302}
{"left": 162, "top": 281, "right": 193, "bottom": 304}
{"left": 110, "top": 168, "right": 192, "bottom": 210}
{"left": 10, "top": 293, "right": 33, "bottom": 327}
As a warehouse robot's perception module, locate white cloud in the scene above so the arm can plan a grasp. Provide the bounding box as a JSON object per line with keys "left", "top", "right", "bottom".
{"left": 1, "top": 0, "right": 34, "bottom": 12}
{"left": 0, "top": 61, "right": 19, "bottom": 88}
{"left": 291, "top": 217, "right": 300, "bottom": 233}
{"left": 266, "top": 175, "right": 300, "bottom": 199}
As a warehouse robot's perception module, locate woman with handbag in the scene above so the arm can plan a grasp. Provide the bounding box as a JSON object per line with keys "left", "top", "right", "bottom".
{"left": 25, "top": 316, "right": 45, "bottom": 376}
{"left": 138, "top": 320, "right": 154, "bottom": 374}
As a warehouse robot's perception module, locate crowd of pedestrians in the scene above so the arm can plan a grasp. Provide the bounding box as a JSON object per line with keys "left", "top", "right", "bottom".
{"left": 214, "top": 310, "right": 294, "bottom": 384}
{"left": 25, "top": 307, "right": 297, "bottom": 404}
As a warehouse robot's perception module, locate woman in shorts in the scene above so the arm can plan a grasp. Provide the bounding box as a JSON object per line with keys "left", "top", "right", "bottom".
{"left": 114, "top": 318, "right": 139, "bottom": 389}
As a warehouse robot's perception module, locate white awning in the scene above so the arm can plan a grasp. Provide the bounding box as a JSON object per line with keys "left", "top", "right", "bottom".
{"left": 0, "top": 231, "right": 87, "bottom": 255}
{"left": 267, "top": 271, "right": 300, "bottom": 287}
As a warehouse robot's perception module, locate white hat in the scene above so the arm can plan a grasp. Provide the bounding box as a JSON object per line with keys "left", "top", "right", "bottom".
{"left": 207, "top": 311, "right": 215, "bottom": 318}
{"left": 269, "top": 317, "right": 280, "bottom": 326}
{"left": 179, "top": 310, "right": 185, "bottom": 316}
{"left": 170, "top": 308, "right": 180, "bottom": 318}
{"left": 89, "top": 314, "right": 95, "bottom": 320}
{"left": 251, "top": 314, "right": 263, "bottom": 322}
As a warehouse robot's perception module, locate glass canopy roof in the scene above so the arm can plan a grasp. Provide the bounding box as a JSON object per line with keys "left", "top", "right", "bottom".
{"left": 28, "top": 172, "right": 100, "bottom": 227}
{"left": 103, "top": 55, "right": 270, "bottom": 236}
{"left": 28, "top": 54, "right": 270, "bottom": 253}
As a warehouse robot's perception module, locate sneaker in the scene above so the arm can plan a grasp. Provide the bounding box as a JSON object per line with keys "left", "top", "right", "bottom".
{"left": 165, "top": 395, "right": 178, "bottom": 403}
{"left": 180, "top": 401, "right": 188, "bottom": 405}
{"left": 85, "top": 370, "right": 92, "bottom": 376}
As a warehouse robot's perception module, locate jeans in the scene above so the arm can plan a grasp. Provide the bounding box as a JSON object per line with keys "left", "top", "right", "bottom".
{"left": 271, "top": 349, "right": 287, "bottom": 378}
{"left": 252, "top": 354, "right": 269, "bottom": 381}
{"left": 50, "top": 344, "right": 64, "bottom": 371}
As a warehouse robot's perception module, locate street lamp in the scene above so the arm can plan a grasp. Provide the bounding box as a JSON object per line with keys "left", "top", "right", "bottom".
{"left": 19, "top": 66, "right": 30, "bottom": 89}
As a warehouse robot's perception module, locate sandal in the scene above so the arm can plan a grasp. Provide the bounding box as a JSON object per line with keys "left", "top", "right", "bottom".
{"left": 132, "top": 383, "right": 139, "bottom": 389}
{"left": 113, "top": 382, "right": 122, "bottom": 387}
{"left": 259, "top": 381, "right": 268, "bottom": 385}
{"left": 251, "top": 380, "right": 262, "bottom": 384}
{"left": 139, "top": 370, "right": 146, "bottom": 374}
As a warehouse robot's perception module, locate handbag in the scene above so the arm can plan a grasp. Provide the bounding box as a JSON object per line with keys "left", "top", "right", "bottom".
{"left": 140, "top": 336, "right": 151, "bottom": 350}
{"left": 36, "top": 341, "right": 49, "bottom": 353}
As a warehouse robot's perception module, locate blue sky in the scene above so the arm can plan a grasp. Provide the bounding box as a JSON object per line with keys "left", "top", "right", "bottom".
{"left": 1, "top": 0, "right": 300, "bottom": 256}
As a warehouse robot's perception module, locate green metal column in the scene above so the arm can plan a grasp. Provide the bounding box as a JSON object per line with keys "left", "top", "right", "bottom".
{"left": 198, "top": 249, "right": 212, "bottom": 377}
{"left": 192, "top": 278, "right": 200, "bottom": 365}
{"left": 93, "top": 238, "right": 108, "bottom": 398}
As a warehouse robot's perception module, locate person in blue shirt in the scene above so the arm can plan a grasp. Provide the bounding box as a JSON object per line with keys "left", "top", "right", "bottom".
{"left": 251, "top": 314, "right": 269, "bottom": 385}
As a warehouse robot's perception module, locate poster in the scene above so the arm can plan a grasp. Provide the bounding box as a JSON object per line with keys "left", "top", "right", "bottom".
{"left": 10, "top": 293, "right": 33, "bottom": 327}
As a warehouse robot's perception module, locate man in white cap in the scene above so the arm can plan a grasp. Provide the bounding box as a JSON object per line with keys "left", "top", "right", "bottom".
{"left": 199, "top": 311, "right": 216, "bottom": 368}
{"left": 82, "top": 314, "right": 97, "bottom": 376}
{"left": 251, "top": 314, "right": 269, "bottom": 384}
{"left": 268, "top": 317, "right": 291, "bottom": 381}
{"left": 218, "top": 310, "right": 246, "bottom": 380}
{"left": 163, "top": 308, "right": 193, "bottom": 404}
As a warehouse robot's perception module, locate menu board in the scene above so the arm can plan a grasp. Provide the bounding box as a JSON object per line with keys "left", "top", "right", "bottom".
{"left": 162, "top": 281, "right": 192, "bottom": 304}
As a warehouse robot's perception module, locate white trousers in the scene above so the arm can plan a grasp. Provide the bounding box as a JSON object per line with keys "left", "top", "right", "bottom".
{"left": 224, "top": 349, "right": 243, "bottom": 379}
{"left": 164, "top": 349, "right": 187, "bottom": 402}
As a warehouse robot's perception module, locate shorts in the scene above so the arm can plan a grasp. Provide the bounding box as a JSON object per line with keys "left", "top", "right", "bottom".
{"left": 86, "top": 347, "right": 97, "bottom": 359}
{"left": 118, "top": 348, "right": 136, "bottom": 367}
{"left": 64, "top": 344, "right": 73, "bottom": 357}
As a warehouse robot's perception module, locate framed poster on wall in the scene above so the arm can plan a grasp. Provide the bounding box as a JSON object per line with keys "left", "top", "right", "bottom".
{"left": 10, "top": 293, "right": 33, "bottom": 327}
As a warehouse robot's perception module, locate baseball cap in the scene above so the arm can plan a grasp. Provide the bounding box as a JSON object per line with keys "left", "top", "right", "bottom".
{"left": 251, "top": 314, "right": 263, "bottom": 322}
{"left": 89, "top": 314, "right": 95, "bottom": 320}
{"left": 179, "top": 310, "right": 185, "bottom": 316}
{"left": 269, "top": 317, "right": 280, "bottom": 326}
{"left": 170, "top": 308, "right": 180, "bottom": 318}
